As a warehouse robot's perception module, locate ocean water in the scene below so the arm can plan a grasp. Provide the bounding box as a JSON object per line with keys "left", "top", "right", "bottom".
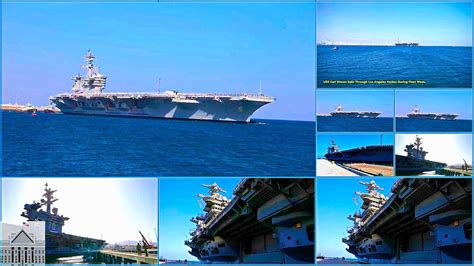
{"left": 317, "top": 116, "right": 393, "bottom": 132}
{"left": 396, "top": 118, "right": 472, "bottom": 132}
{"left": 2, "top": 112, "right": 315, "bottom": 177}
{"left": 317, "top": 46, "right": 472, "bottom": 88}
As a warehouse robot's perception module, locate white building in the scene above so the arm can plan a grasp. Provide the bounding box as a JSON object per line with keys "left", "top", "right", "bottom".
{"left": 1, "top": 222, "right": 45, "bottom": 265}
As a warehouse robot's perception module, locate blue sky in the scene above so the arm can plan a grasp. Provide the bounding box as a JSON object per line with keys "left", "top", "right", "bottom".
{"left": 317, "top": 2, "right": 472, "bottom": 46}
{"left": 317, "top": 90, "right": 393, "bottom": 117}
{"left": 159, "top": 178, "right": 240, "bottom": 261}
{"left": 317, "top": 134, "right": 394, "bottom": 157}
{"left": 396, "top": 90, "right": 472, "bottom": 119}
{"left": 317, "top": 177, "right": 397, "bottom": 258}
{"left": 2, "top": 3, "right": 315, "bottom": 121}
{"left": 2, "top": 178, "right": 158, "bottom": 244}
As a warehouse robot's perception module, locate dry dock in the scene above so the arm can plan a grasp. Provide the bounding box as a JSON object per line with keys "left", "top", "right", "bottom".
{"left": 317, "top": 159, "right": 358, "bottom": 176}
{"left": 99, "top": 250, "right": 157, "bottom": 264}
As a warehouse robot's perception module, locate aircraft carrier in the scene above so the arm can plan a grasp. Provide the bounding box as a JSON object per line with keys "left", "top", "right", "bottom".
{"left": 395, "top": 40, "right": 419, "bottom": 46}
{"left": 396, "top": 135, "right": 447, "bottom": 175}
{"left": 325, "top": 140, "right": 393, "bottom": 165}
{"left": 329, "top": 105, "right": 381, "bottom": 118}
{"left": 343, "top": 178, "right": 472, "bottom": 264}
{"left": 20, "top": 183, "right": 106, "bottom": 259}
{"left": 185, "top": 179, "right": 314, "bottom": 264}
{"left": 49, "top": 51, "right": 275, "bottom": 122}
{"left": 406, "top": 105, "right": 458, "bottom": 120}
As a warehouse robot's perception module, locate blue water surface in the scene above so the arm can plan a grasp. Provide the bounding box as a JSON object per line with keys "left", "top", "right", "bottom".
{"left": 317, "top": 116, "right": 393, "bottom": 132}
{"left": 2, "top": 112, "right": 315, "bottom": 177}
{"left": 396, "top": 118, "right": 472, "bottom": 132}
{"left": 317, "top": 46, "right": 472, "bottom": 88}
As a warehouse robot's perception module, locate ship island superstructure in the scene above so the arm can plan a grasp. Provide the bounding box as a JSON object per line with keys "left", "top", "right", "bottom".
{"left": 21, "top": 183, "right": 106, "bottom": 257}
{"left": 185, "top": 179, "right": 314, "bottom": 264}
{"left": 343, "top": 179, "right": 472, "bottom": 264}
{"left": 396, "top": 135, "right": 447, "bottom": 175}
{"left": 329, "top": 105, "right": 381, "bottom": 118}
{"left": 406, "top": 105, "right": 458, "bottom": 120}
{"left": 49, "top": 50, "right": 275, "bottom": 122}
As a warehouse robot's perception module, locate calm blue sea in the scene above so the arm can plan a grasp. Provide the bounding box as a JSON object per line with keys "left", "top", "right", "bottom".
{"left": 317, "top": 116, "right": 393, "bottom": 132}
{"left": 1, "top": 112, "right": 315, "bottom": 177}
{"left": 317, "top": 46, "right": 472, "bottom": 88}
{"left": 396, "top": 118, "right": 472, "bottom": 132}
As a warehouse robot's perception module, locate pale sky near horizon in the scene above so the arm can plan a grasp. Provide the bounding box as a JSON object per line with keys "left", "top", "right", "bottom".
{"left": 318, "top": 2, "right": 472, "bottom": 46}
{"left": 2, "top": 178, "right": 158, "bottom": 245}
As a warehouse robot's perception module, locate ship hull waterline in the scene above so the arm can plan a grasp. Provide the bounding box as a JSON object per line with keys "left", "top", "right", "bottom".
{"left": 51, "top": 96, "right": 272, "bottom": 123}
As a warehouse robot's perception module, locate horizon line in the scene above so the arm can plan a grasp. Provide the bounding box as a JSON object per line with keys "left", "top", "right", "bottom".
{"left": 317, "top": 43, "right": 472, "bottom": 48}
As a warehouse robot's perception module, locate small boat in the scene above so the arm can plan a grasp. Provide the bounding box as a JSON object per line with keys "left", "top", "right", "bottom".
{"left": 332, "top": 46, "right": 338, "bottom": 50}
{"left": 31, "top": 110, "right": 37, "bottom": 117}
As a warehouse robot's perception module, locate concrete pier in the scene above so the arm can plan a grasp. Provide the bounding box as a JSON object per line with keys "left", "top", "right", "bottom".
{"left": 100, "top": 250, "right": 158, "bottom": 264}
{"left": 438, "top": 168, "right": 472, "bottom": 176}
{"left": 317, "top": 159, "right": 358, "bottom": 176}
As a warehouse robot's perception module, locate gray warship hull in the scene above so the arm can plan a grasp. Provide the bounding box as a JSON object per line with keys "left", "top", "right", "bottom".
{"left": 50, "top": 51, "right": 274, "bottom": 123}
{"left": 185, "top": 178, "right": 314, "bottom": 264}
{"left": 51, "top": 93, "right": 273, "bottom": 123}
{"left": 325, "top": 145, "right": 394, "bottom": 165}
{"left": 395, "top": 154, "right": 447, "bottom": 175}
{"left": 45, "top": 232, "right": 106, "bottom": 258}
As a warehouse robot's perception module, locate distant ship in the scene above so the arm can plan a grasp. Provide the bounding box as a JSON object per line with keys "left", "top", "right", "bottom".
{"left": 325, "top": 140, "right": 393, "bottom": 164}
{"left": 49, "top": 50, "right": 275, "bottom": 123}
{"left": 396, "top": 135, "right": 447, "bottom": 175}
{"left": 407, "top": 105, "right": 458, "bottom": 120}
{"left": 343, "top": 179, "right": 472, "bottom": 264}
{"left": 395, "top": 39, "right": 419, "bottom": 46}
{"left": 185, "top": 179, "right": 314, "bottom": 264}
{"left": 21, "top": 183, "right": 106, "bottom": 258}
{"left": 329, "top": 105, "right": 381, "bottom": 118}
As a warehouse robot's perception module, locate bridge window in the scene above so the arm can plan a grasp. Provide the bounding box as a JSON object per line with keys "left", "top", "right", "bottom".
{"left": 375, "top": 240, "right": 383, "bottom": 245}
{"left": 218, "top": 243, "right": 225, "bottom": 248}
